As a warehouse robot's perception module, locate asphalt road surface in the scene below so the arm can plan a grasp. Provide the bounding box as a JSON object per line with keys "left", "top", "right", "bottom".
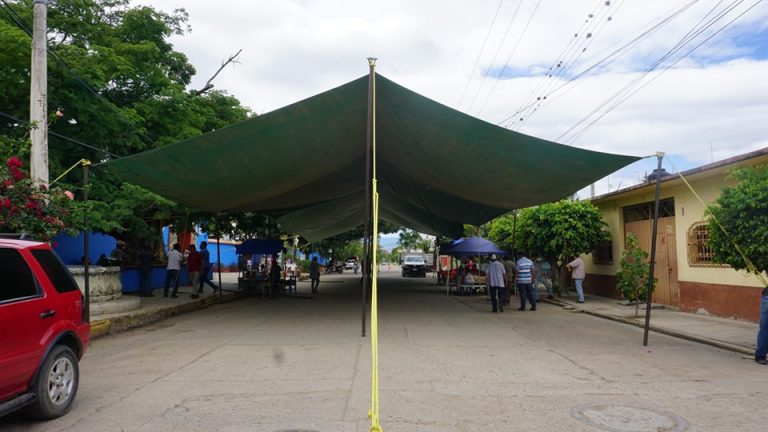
{"left": 2, "top": 271, "right": 765, "bottom": 431}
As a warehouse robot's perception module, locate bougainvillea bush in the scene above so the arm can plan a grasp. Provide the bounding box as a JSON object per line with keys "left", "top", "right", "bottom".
{"left": 0, "top": 156, "right": 80, "bottom": 242}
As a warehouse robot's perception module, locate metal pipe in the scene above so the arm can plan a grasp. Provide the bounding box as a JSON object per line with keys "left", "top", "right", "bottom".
{"left": 216, "top": 231, "right": 222, "bottom": 300}
{"left": 83, "top": 161, "right": 90, "bottom": 322}
{"left": 361, "top": 58, "right": 376, "bottom": 337}
{"left": 643, "top": 152, "right": 665, "bottom": 346}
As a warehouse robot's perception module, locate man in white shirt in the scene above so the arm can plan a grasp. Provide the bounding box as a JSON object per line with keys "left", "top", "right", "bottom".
{"left": 485, "top": 254, "right": 507, "bottom": 313}
{"left": 164, "top": 243, "right": 183, "bottom": 298}
{"left": 567, "top": 256, "right": 586, "bottom": 303}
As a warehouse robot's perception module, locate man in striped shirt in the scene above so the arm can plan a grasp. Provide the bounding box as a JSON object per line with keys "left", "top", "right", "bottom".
{"left": 516, "top": 251, "right": 537, "bottom": 311}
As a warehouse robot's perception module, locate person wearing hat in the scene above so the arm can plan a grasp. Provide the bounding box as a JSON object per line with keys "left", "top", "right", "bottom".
{"left": 485, "top": 254, "right": 507, "bottom": 313}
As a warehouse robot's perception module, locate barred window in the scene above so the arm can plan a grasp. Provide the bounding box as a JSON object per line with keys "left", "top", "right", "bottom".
{"left": 592, "top": 240, "right": 613, "bottom": 265}
{"left": 688, "top": 222, "right": 728, "bottom": 267}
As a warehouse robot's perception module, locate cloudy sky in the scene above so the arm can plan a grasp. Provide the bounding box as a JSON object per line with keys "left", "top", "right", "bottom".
{"left": 142, "top": 0, "right": 768, "bottom": 198}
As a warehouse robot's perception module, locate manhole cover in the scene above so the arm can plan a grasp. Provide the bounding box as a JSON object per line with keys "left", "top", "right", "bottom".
{"left": 572, "top": 403, "right": 688, "bottom": 432}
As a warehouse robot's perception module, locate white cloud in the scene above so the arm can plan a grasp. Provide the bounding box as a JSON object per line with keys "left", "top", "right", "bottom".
{"left": 140, "top": 0, "right": 768, "bottom": 192}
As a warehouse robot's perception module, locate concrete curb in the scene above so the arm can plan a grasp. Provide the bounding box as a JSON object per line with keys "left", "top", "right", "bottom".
{"left": 89, "top": 291, "right": 250, "bottom": 339}
{"left": 541, "top": 298, "right": 754, "bottom": 356}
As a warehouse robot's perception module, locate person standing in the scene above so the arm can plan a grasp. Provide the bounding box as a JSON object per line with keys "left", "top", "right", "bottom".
{"left": 567, "top": 256, "right": 586, "bottom": 303}
{"left": 164, "top": 243, "right": 183, "bottom": 298}
{"left": 502, "top": 255, "right": 516, "bottom": 301}
{"left": 187, "top": 245, "right": 202, "bottom": 299}
{"left": 485, "top": 254, "right": 507, "bottom": 313}
{"left": 536, "top": 257, "right": 554, "bottom": 300}
{"left": 269, "top": 255, "right": 282, "bottom": 298}
{"left": 198, "top": 241, "right": 220, "bottom": 294}
{"left": 139, "top": 244, "right": 155, "bottom": 297}
{"left": 109, "top": 240, "right": 126, "bottom": 266}
{"left": 516, "top": 251, "right": 537, "bottom": 311}
{"left": 309, "top": 256, "right": 321, "bottom": 293}
{"left": 756, "top": 287, "right": 768, "bottom": 365}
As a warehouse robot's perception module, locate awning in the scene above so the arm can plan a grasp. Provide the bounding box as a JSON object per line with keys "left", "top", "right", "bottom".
{"left": 102, "top": 74, "right": 640, "bottom": 241}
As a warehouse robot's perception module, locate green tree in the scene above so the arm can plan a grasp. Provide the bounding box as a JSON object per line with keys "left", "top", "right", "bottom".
{"left": 398, "top": 228, "right": 421, "bottom": 251}
{"left": 0, "top": 0, "right": 251, "bottom": 248}
{"left": 489, "top": 200, "right": 608, "bottom": 291}
{"left": 416, "top": 237, "right": 433, "bottom": 253}
{"left": 707, "top": 166, "right": 768, "bottom": 279}
{"left": 615, "top": 233, "right": 652, "bottom": 317}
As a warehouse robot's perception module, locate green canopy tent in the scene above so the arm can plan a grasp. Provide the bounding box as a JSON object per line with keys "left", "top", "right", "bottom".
{"left": 102, "top": 73, "right": 640, "bottom": 241}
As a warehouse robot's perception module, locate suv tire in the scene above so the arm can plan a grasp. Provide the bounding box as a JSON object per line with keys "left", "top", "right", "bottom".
{"left": 25, "top": 345, "right": 80, "bottom": 420}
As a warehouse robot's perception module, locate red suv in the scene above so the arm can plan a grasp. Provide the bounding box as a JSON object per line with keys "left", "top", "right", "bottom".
{"left": 0, "top": 236, "right": 90, "bottom": 419}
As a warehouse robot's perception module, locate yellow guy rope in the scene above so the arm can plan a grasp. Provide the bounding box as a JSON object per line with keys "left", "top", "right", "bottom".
{"left": 665, "top": 156, "right": 767, "bottom": 287}
{"left": 368, "top": 59, "right": 383, "bottom": 432}
{"left": 49, "top": 158, "right": 90, "bottom": 186}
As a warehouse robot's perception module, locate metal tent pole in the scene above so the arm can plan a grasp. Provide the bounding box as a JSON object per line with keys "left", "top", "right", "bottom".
{"left": 361, "top": 58, "right": 377, "bottom": 337}
{"left": 643, "top": 152, "right": 665, "bottom": 346}
{"left": 82, "top": 161, "right": 90, "bottom": 322}
{"left": 216, "top": 235, "right": 222, "bottom": 300}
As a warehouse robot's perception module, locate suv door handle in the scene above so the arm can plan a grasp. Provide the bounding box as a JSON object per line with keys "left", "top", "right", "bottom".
{"left": 40, "top": 309, "right": 56, "bottom": 319}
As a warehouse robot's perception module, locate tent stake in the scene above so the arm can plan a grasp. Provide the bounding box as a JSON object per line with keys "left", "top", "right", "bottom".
{"left": 643, "top": 152, "right": 665, "bottom": 346}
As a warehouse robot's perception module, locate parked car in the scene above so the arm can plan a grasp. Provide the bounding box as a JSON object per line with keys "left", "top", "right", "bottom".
{"left": 401, "top": 255, "right": 427, "bottom": 278}
{"left": 344, "top": 259, "right": 356, "bottom": 270}
{"left": 0, "top": 235, "right": 90, "bottom": 420}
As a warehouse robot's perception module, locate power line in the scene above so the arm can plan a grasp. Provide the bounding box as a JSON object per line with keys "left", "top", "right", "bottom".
{"left": 457, "top": 0, "right": 505, "bottom": 109}
{"left": 512, "top": 0, "right": 621, "bottom": 128}
{"left": 495, "top": 0, "right": 703, "bottom": 127}
{"left": 559, "top": 0, "right": 747, "bottom": 142}
{"left": 560, "top": 0, "right": 762, "bottom": 144}
{"left": 0, "top": 0, "right": 152, "bottom": 151}
{"left": 466, "top": 0, "right": 524, "bottom": 113}
{"left": 476, "top": 0, "right": 542, "bottom": 115}
{"left": 503, "top": 0, "right": 614, "bottom": 128}
{"left": 0, "top": 111, "right": 120, "bottom": 158}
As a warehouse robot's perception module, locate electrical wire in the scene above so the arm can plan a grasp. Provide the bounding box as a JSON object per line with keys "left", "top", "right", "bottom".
{"left": 476, "top": 0, "right": 542, "bottom": 115}
{"left": 513, "top": 0, "right": 622, "bottom": 128}
{"left": 506, "top": 0, "right": 608, "bottom": 127}
{"left": 561, "top": 0, "right": 762, "bottom": 144}
{"left": 466, "top": 0, "right": 524, "bottom": 113}
{"left": 495, "top": 0, "right": 703, "bottom": 127}
{"left": 1, "top": 0, "right": 150, "bottom": 153}
{"left": 456, "top": 0, "right": 505, "bottom": 109}
{"left": 0, "top": 111, "right": 120, "bottom": 159}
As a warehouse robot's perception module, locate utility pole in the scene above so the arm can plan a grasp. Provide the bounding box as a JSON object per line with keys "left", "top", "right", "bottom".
{"left": 30, "top": 0, "right": 49, "bottom": 184}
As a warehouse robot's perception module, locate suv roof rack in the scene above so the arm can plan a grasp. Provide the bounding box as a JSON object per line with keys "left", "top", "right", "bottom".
{"left": 0, "top": 233, "right": 36, "bottom": 240}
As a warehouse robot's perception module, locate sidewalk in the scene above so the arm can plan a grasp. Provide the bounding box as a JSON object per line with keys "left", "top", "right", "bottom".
{"left": 540, "top": 291, "right": 757, "bottom": 356}
{"left": 89, "top": 273, "right": 248, "bottom": 338}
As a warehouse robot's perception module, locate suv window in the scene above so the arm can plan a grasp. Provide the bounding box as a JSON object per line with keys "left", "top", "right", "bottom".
{"left": 30, "top": 249, "right": 80, "bottom": 293}
{"left": 0, "top": 248, "right": 39, "bottom": 302}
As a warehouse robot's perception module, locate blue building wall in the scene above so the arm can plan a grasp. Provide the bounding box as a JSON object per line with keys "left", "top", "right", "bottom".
{"left": 53, "top": 231, "right": 116, "bottom": 265}
{"left": 207, "top": 243, "right": 238, "bottom": 267}
{"left": 120, "top": 266, "right": 191, "bottom": 293}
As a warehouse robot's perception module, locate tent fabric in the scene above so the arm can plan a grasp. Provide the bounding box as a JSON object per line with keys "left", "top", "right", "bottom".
{"left": 440, "top": 237, "right": 506, "bottom": 257}
{"left": 234, "top": 239, "right": 283, "bottom": 255}
{"left": 102, "top": 74, "right": 640, "bottom": 242}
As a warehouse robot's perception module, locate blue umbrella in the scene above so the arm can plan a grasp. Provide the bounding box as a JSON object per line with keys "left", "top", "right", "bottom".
{"left": 441, "top": 236, "right": 505, "bottom": 257}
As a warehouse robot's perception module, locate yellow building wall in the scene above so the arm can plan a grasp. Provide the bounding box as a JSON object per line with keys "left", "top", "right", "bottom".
{"left": 585, "top": 168, "right": 764, "bottom": 289}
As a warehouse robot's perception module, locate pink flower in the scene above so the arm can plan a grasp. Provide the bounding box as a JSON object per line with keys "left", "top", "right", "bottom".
{"left": 64, "top": 190, "right": 74, "bottom": 200}
{"left": 0, "top": 198, "right": 10, "bottom": 208}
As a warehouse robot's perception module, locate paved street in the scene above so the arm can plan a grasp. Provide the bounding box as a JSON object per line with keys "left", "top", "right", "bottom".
{"left": 2, "top": 271, "right": 765, "bottom": 432}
